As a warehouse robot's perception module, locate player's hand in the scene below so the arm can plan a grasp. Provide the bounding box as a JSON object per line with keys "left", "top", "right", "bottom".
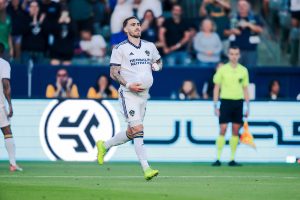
{"left": 8, "top": 104, "right": 13, "bottom": 118}
{"left": 128, "top": 83, "right": 145, "bottom": 93}
{"left": 214, "top": 108, "right": 220, "bottom": 117}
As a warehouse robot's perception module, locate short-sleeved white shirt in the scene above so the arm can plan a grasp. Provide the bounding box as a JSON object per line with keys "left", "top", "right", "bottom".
{"left": 110, "top": 39, "right": 161, "bottom": 92}
{"left": 0, "top": 58, "right": 11, "bottom": 107}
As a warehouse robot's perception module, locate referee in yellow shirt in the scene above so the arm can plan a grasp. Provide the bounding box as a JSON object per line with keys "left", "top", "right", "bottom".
{"left": 212, "top": 46, "right": 249, "bottom": 166}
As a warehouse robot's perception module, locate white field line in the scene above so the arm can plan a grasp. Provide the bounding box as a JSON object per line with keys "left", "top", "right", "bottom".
{"left": 0, "top": 175, "right": 299, "bottom": 179}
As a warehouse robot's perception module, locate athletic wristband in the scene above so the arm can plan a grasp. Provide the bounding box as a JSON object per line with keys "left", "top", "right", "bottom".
{"left": 125, "top": 83, "right": 131, "bottom": 89}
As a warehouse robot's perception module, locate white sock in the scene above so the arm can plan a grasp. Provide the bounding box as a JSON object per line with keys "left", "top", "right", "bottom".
{"left": 104, "top": 131, "right": 130, "bottom": 149}
{"left": 5, "top": 138, "right": 16, "bottom": 166}
{"left": 134, "top": 137, "right": 150, "bottom": 171}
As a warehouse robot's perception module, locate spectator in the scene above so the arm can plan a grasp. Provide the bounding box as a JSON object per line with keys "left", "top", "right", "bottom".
{"left": 200, "top": 0, "right": 231, "bottom": 40}
{"left": 202, "top": 62, "right": 224, "bottom": 99}
{"left": 137, "top": 0, "right": 162, "bottom": 20}
{"left": 92, "top": 0, "right": 110, "bottom": 34}
{"left": 7, "top": 0, "right": 27, "bottom": 61}
{"left": 46, "top": 68, "right": 79, "bottom": 98}
{"left": 20, "top": 0, "right": 47, "bottom": 64}
{"left": 193, "top": 18, "right": 222, "bottom": 67}
{"left": 159, "top": 4, "right": 191, "bottom": 66}
{"left": 110, "top": 0, "right": 133, "bottom": 46}
{"left": 267, "top": 80, "right": 283, "bottom": 100}
{"left": 0, "top": 0, "right": 13, "bottom": 61}
{"left": 290, "top": 0, "right": 300, "bottom": 65}
{"left": 224, "top": 0, "right": 263, "bottom": 67}
{"left": 68, "top": 0, "right": 94, "bottom": 35}
{"left": 87, "top": 74, "right": 118, "bottom": 99}
{"left": 50, "top": 10, "right": 74, "bottom": 66}
{"left": 40, "top": 0, "right": 61, "bottom": 34}
{"left": 178, "top": 80, "right": 200, "bottom": 100}
{"left": 79, "top": 29, "right": 107, "bottom": 63}
{"left": 141, "top": 10, "right": 159, "bottom": 44}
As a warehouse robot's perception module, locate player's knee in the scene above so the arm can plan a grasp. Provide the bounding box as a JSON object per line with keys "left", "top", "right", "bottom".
{"left": 1, "top": 126, "right": 12, "bottom": 137}
{"left": 126, "top": 124, "right": 144, "bottom": 139}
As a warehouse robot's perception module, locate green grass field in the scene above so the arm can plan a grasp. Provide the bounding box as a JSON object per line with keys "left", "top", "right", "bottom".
{"left": 0, "top": 162, "right": 299, "bottom": 200}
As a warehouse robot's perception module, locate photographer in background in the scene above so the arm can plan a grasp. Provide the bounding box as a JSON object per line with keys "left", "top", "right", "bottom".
{"left": 45, "top": 68, "right": 79, "bottom": 98}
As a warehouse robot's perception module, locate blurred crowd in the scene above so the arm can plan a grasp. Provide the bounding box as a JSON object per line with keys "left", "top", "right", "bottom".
{"left": 0, "top": 0, "right": 299, "bottom": 67}
{"left": 0, "top": 0, "right": 275, "bottom": 67}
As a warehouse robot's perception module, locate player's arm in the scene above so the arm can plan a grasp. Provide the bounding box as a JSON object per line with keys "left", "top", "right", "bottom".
{"left": 2, "top": 78, "right": 13, "bottom": 118}
{"left": 110, "top": 66, "right": 144, "bottom": 92}
{"left": 213, "top": 84, "right": 220, "bottom": 116}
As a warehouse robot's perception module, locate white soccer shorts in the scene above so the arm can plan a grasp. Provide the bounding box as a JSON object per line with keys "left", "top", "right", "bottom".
{"left": 118, "top": 89, "right": 147, "bottom": 127}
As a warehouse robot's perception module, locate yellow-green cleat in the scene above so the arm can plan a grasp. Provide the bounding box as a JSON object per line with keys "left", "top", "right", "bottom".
{"left": 96, "top": 140, "right": 106, "bottom": 165}
{"left": 144, "top": 167, "right": 159, "bottom": 181}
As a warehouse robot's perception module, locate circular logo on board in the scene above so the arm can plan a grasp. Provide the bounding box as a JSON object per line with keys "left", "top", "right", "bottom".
{"left": 39, "top": 100, "right": 120, "bottom": 161}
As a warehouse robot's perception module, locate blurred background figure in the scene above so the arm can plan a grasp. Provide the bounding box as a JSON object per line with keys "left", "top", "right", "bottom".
{"left": 137, "top": 0, "right": 162, "bottom": 20}
{"left": 79, "top": 29, "right": 107, "bottom": 64}
{"left": 224, "top": 0, "right": 263, "bottom": 67}
{"left": 200, "top": 0, "right": 231, "bottom": 45}
{"left": 7, "top": 0, "right": 26, "bottom": 62}
{"left": 267, "top": 79, "right": 283, "bottom": 100}
{"left": 141, "top": 10, "right": 159, "bottom": 44}
{"left": 202, "top": 62, "right": 224, "bottom": 99}
{"left": 0, "top": 0, "right": 13, "bottom": 61}
{"left": 20, "top": 0, "right": 47, "bottom": 64}
{"left": 289, "top": 0, "right": 300, "bottom": 66}
{"left": 193, "top": 18, "right": 222, "bottom": 67}
{"left": 87, "top": 74, "right": 118, "bottom": 99}
{"left": 50, "top": 9, "right": 74, "bottom": 66}
{"left": 46, "top": 68, "right": 79, "bottom": 98}
{"left": 177, "top": 80, "right": 200, "bottom": 100}
{"left": 159, "top": 4, "right": 191, "bottom": 66}
{"left": 110, "top": 0, "right": 133, "bottom": 46}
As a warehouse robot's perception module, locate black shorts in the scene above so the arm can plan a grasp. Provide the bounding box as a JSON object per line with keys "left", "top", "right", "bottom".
{"left": 291, "top": 11, "right": 300, "bottom": 20}
{"left": 219, "top": 99, "right": 243, "bottom": 124}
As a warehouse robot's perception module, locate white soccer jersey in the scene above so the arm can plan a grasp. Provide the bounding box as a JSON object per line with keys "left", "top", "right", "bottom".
{"left": 110, "top": 39, "right": 161, "bottom": 91}
{"left": 0, "top": 58, "right": 10, "bottom": 108}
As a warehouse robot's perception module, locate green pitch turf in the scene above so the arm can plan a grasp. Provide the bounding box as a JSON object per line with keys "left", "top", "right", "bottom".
{"left": 0, "top": 162, "right": 299, "bottom": 200}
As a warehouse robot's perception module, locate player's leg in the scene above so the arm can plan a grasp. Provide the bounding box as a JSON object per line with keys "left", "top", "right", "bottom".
{"left": 212, "top": 100, "right": 229, "bottom": 166}
{"left": 212, "top": 123, "right": 227, "bottom": 166}
{"left": 96, "top": 90, "right": 133, "bottom": 165}
{"left": 1, "top": 126, "right": 22, "bottom": 172}
{"left": 228, "top": 100, "right": 243, "bottom": 166}
{"left": 129, "top": 123, "right": 158, "bottom": 180}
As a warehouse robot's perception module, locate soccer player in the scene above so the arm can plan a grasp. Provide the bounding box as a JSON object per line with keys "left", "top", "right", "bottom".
{"left": 0, "top": 42, "right": 22, "bottom": 172}
{"left": 96, "top": 16, "right": 162, "bottom": 180}
{"left": 212, "top": 46, "right": 249, "bottom": 166}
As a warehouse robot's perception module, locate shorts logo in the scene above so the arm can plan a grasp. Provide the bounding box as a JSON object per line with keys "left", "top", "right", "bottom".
{"left": 39, "top": 100, "right": 120, "bottom": 161}
{"left": 145, "top": 50, "right": 150, "bottom": 56}
{"left": 129, "top": 110, "right": 135, "bottom": 117}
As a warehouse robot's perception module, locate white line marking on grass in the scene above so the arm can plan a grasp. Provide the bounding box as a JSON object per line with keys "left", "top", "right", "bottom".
{"left": 0, "top": 175, "right": 299, "bottom": 179}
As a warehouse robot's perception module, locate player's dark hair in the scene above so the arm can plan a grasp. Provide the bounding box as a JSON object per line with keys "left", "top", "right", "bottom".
{"left": 229, "top": 46, "right": 240, "bottom": 51}
{"left": 0, "top": 42, "right": 4, "bottom": 55}
{"left": 123, "top": 16, "right": 139, "bottom": 28}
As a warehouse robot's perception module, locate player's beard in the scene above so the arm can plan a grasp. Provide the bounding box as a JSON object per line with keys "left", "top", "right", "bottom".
{"left": 129, "top": 31, "right": 141, "bottom": 39}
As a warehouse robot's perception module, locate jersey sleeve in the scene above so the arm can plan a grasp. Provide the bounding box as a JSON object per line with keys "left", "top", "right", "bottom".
{"left": 110, "top": 47, "right": 122, "bottom": 66}
{"left": 242, "top": 69, "right": 249, "bottom": 87}
{"left": 213, "top": 69, "right": 222, "bottom": 85}
{"left": 151, "top": 43, "right": 161, "bottom": 62}
{"left": 1, "top": 61, "right": 11, "bottom": 79}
